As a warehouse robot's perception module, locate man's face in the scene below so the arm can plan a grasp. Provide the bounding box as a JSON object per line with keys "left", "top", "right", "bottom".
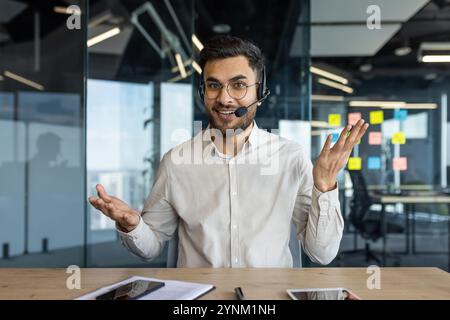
{"left": 202, "top": 55, "right": 259, "bottom": 135}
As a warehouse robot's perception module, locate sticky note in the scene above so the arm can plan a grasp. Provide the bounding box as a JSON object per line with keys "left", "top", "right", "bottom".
{"left": 370, "top": 111, "right": 384, "bottom": 125}
{"left": 392, "top": 132, "right": 406, "bottom": 144}
{"left": 394, "top": 109, "right": 408, "bottom": 121}
{"left": 368, "top": 156, "right": 381, "bottom": 170}
{"left": 393, "top": 157, "right": 407, "bottom": 171}
{"left": 348, "top": 112, "right": 362, "bottom": 126}
{"left": 331, "top": 133, "right": 339, "bottom": 143}
{"left": 328, "top": 114, "right": 341, "bottom": 126}
{"left": 348, "top": 157, "right": 362, "bottom": 170}
{"left": 369, "top": 132, "right": 382, "bottom": 145}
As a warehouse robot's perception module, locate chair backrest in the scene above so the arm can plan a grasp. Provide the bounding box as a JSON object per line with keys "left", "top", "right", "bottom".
{"left": 166, "top": 229, "right": 178, "bottom": 268}
{"left": 348, "top": 170, "right": 373, "bottom": 230}
{"left": 289, "top": 220, "right": 303, "bottom": 268}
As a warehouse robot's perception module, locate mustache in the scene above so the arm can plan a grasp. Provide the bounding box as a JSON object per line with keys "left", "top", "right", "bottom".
{"left": 212, "top": 103, "right": 238, "bottom": 110}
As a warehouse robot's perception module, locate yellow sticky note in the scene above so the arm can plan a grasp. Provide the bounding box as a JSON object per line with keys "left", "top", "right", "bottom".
{"left": 392, "top": 132, "right": 406, "bottom": 144}
{"left": 370, "top": 111, "right": 384, "bottom": 125}
{"left": 348, "top": 157, "right": 362, "bottom": 170}
{"left": 328, "top": 114, "right": 341, "bottom": 127}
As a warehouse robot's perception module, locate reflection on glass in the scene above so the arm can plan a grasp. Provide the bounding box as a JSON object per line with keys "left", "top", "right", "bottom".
{"left": 290, "top": 289, "right": 360, "bottom": 300}
{"left": 310, "top": 0, "right": 450, "bottom": 269}
{"left": 0, "top": 0, "right": 85, "bottom": 267}
{"left": 87, "top": 79, "right": 153, "bottom": 234}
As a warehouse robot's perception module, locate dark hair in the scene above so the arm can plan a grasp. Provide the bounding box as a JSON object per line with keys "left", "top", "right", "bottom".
{"left": 199, "top": 35, "right": 265, "bottom": 81}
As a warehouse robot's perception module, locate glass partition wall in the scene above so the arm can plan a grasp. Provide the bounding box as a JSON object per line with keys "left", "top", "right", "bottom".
{"left": 310, "top": 0, "right": 450, "bottom": 270}
{"left": 0, "top": 0, "right": 87, "bottom": 267}
{"left": 85, "top": 0, "right": 311, "bottom": 267}
{"left": 2, "top": 0, "right": 449, "bottom": 271}
{"left": 0, "top": 0, "right": 311, "bottom": 268}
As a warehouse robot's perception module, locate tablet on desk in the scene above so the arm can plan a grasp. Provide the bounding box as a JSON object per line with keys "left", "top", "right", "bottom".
{"left": 96, "top": 280, "right": 165, "bottom": 300}
{"left": 287, "top": 288, "right": 361, "bottom": 300}
{"left": 76, "top": 276, "right": 215, "bottom": 300}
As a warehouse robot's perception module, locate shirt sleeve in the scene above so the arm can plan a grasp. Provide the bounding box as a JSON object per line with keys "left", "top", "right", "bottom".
{"left": 116, "top": 152, "right": 179, "bottom": 260}
{"left": 292, "top": 147, "right": 344, "bottom": 265}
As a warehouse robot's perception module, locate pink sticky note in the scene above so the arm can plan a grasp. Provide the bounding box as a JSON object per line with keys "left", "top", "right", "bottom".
{"left": 393, "top": 157, "right": 407, "bottom": 171}
{"left": 348, "top": 112, "right": 362, "bottom": 126}
{"left": 369, "top": 132, "right": 382, "bottom": 145}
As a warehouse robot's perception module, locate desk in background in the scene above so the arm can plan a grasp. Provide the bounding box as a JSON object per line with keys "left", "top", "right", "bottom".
{"left": 370, "top": 193, "right": 450, "bottom": 269}
{"left": 0, "top": 268, "right": 449, "bottom": 300}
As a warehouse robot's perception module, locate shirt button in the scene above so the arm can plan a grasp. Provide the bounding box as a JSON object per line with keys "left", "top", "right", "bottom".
{"left": 232, "top": 224, "right": 237, "bottom": 229}
{"left": 235, "top": 258, "right": 238, "bottom": 263}
{"left": 320, "top": 200, "right": 329, "bottom": 210}
{"left": 232, "top": 191, "right": 237, "bottom": 196}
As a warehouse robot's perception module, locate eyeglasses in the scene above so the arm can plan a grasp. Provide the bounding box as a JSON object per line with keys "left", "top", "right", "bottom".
{"left": 203, "top": 80, "right": 260, "bottom": 100}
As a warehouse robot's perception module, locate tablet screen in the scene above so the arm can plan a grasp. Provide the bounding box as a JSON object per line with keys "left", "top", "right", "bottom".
{"left": 288, "top": 288, "right": 360, "bottom": 300}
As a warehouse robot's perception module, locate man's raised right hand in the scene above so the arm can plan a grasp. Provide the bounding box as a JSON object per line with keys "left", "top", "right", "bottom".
{"left": 88, "top": 184, "right": 140, "bottom": 233}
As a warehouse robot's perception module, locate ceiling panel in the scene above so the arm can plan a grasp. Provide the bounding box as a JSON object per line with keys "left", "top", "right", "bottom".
{"left": 311, "top": 0, "right": 429, "bottom": 23}
{"left": 0, "top": 0, "right": 27, "bottom": 23}
{"left": 291, "top": 0, "right": 430, "bottom": 57}
{"left": 311, "top": 24, "right": 401, "bottom": 57}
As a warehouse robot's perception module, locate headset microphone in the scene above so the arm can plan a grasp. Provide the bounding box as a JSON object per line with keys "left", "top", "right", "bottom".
{"left": 234, "top": 107, "right": 248, "bottom": 118}
{"left": 234, "top": 95, "right": 269, "bottom": 117}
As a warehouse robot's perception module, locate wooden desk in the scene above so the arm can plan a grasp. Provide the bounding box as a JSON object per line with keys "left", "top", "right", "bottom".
{"left": 0, "top": 268, "right": 449, "bottom": 300}
{"left": 370, "top": 194, "right": 450, "bottom": 269}
{"left": 374, "top": 194, "right": 450, "bottom": 204}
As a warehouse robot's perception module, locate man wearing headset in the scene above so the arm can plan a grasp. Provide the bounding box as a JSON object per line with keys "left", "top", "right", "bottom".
{"left": 89, "top": 35, "right": 369, "bottom": 267}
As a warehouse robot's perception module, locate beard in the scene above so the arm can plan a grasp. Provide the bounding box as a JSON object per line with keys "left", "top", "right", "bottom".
{"left": 206, "top": 103, "right": 256, "bottom": 136}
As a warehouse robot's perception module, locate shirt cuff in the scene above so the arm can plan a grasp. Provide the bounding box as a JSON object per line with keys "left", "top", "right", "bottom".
{"left": 116, "top": 215, "right": 143, "bottom": 239}
{"left": 313, "top": 183, "right": 340, "bottom": 213}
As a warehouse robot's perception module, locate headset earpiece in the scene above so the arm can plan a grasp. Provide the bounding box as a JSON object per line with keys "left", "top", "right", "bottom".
{"left": 198, "top": 77, "right": 205, "bottom": 101}
{"left": 258, "top": 67, "right": 269, "bottom": 100}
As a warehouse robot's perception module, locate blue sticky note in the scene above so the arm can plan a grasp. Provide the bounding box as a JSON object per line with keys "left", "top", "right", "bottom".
{"left": 368, "top": 157, "right": 381, "bottom": 170}
{"left": 394, "top": 109, "right": 408, "bottom": 121}
{"left": 331, "top": 133, "right": 339, "bottom": 143}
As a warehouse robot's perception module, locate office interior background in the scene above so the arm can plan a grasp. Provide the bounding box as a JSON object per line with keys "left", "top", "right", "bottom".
{"left": 0, "top": 0, "right": 450, "bottom": 271}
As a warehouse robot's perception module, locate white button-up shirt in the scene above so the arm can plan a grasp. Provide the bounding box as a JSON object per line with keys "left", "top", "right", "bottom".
{"left": 117, "top": 122, "right": 344, "bottom": 267}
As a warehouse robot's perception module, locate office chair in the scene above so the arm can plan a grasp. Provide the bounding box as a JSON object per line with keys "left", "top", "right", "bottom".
{"left": 166, "top": 221, "right": 303, "bottom": 268}
{"left": 338, "top": 170, "right": 404, "bottom": 266}
{"left": 166, "top": 229, "right": 178, "bottom": 268}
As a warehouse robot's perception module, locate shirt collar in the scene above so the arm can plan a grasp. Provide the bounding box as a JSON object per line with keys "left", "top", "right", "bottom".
{"left": 200, "top": 120, "right": 267, "bottom": 156}
{"left": 246, "top": 121, "right": 260, "bottom": 149}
